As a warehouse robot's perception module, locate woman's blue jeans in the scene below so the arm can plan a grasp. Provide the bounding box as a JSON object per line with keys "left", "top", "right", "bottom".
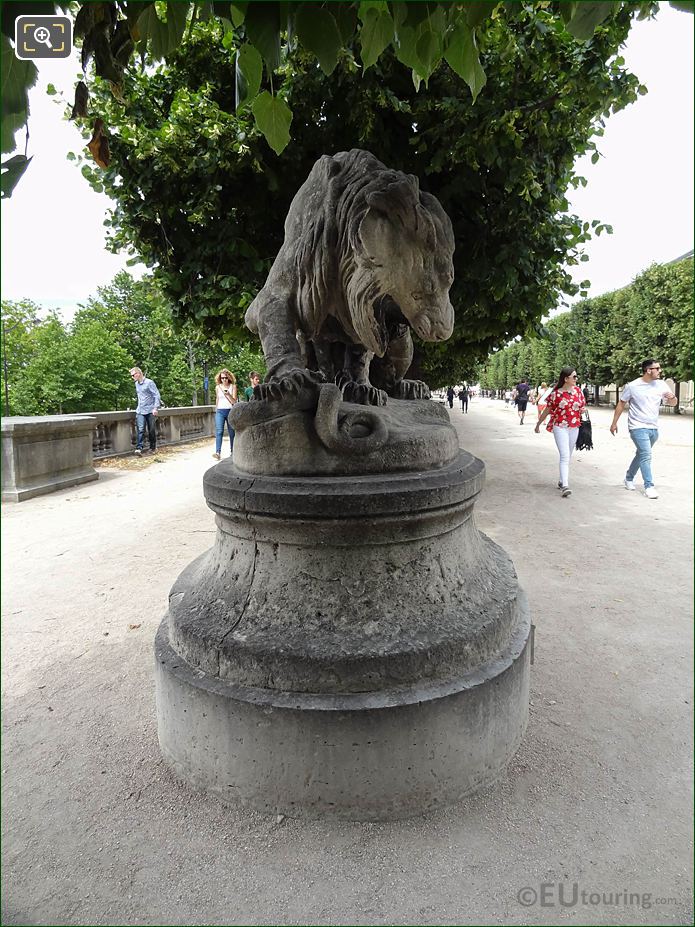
{"left": 215, "top": 408, "right": 234, "bottom": 454}
{"left": 626, "top": 427, "right": 658, "bottom": 488}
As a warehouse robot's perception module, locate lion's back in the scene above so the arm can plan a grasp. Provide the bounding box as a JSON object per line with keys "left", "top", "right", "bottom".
{"left": 246, "top": 150, "right": 386, "bottom": 335}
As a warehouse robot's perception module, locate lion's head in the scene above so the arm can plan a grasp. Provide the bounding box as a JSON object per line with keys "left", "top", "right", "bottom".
{"left": 339, "top": 164, "right": 455, "bottom": 357}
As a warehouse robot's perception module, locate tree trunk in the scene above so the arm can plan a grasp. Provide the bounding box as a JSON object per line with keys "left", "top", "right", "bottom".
{"left": 594, "top": 384, "right": 600, "bottom": 406}
{"left": 187, "top": 340, "right": 198, "bottom": 406}
{"left": 674, "top": 380, "right": 681, "bottom": 414}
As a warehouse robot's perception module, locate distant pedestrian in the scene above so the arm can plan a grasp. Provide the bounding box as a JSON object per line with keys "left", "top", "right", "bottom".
{"left": 534, "top": 367, "right": 586, "bottom": 498}
{"left": 582, "top": 385, "right": 591, "bottom": 404}
{"left": 536, "top": 382, "right": 551, "bottom": 420}
{"left": 515, "top": 377, "right": 531, "bottom": 425}
{"left": 459, "top": 386, "right": 468, "bottom": 413}
{"left": 504, "top": 389, "right": 512, "bottom": 406}
{"left": 610, "top": 359, "right": 677, "bottom": 499}
{"left": 446, "top": 386, "right": 455, "bottom": 409}
{"left": 213, "top": 369, "right": 238, "bottom": 460}
{"left": 129, "top": 367, "right": 161, "bottom": 456}
{"left": 244, "top": 371, "right": 261, "bottom": 401}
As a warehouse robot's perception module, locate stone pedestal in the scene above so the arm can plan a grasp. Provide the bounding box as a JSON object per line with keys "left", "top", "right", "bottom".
{"left": 1, "top": 415, "right": 98, "bottom": 502}
{"left": 154, "top": 449, "right": 531, "bottom": 820}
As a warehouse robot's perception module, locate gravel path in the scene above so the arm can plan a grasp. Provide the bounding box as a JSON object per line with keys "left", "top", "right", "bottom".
{"left": 2, "top": 402, "right": 692, "bottom": 926}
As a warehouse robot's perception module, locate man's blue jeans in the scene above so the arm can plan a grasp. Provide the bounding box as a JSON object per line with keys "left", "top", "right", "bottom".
{"left": 215, "top": 408, "right": 234, "bottom": 454}
{"left": 136, "top": 412, "right": 157, "bottom": 451}
{"left": 626, "top": 427, "right": 659, "bottom": 488}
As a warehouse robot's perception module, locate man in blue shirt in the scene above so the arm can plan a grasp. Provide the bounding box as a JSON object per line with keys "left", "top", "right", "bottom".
{"left": 129, "top": 367, "right": 162, "bottom": 455}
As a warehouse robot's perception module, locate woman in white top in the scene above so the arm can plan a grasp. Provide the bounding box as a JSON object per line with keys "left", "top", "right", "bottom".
{"left": 536, "top": 382, "right": 551, "bottom": 420}
{"left": 213, "top": 369, "right": 238, "bottom": 459}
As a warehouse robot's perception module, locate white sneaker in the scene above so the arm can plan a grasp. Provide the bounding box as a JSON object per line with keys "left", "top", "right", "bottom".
{"left": 644, "top": 486, "right": 659, "bottom": 499}
{"left": 561, "top": 487, "right": 572, "bottom": 498}
{"left": 134, "top": 448, "right": 142, "bottom": 456}
{"left": 623, "top": 478, "right": 636, "bottom": 491}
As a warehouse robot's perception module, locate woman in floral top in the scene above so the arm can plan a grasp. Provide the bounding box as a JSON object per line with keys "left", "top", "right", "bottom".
{"left": 534, "top": 366, "right": 586, "bottom": 497}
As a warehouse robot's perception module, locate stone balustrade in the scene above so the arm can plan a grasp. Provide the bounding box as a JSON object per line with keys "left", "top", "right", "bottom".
{"left": 1, "top": 405, "right": 217, "bottom": 501}
{"left": 84, "top": 406, "right": 216, "bottom": 458}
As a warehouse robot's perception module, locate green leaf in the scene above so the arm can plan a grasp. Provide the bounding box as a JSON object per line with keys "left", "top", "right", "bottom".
{"left": 591, "top": 151, "right": 599, "bottom": 164}
{"left": 166, "top": 1, "right": 190, "bottom": 49}
{"left": 231, "top": 1, "right": 248, "bottom": 26}
{"left": 251, "top": 91, "right": 292, "bottom": 155}
{"left": 565, "top": 1, "right": 617, "bottom": 41}
{"left": 669, "top": 0, "right": 694, "bottom": 11}
{"left": 1, "top": 154, "right": 32, "bottom": 199}
{"left": 394, "top": 24, "right": 420, "bottom": 71}
{"left": 1, "top": 107, "right": 27, "bottom": 155}
{"left": 245, "top": 1, "right": 281, "bottom": 71}
{"left": 1, "top": 35, "right": 38, "bottom": 115}
{"left": 137, "top": 2, "right": 190, "bottom": 59}
{"left": 558, "top": 1, "right": 578, "bottom": 24}
{"left": 358, "top": 0, "right": 389, "bottom": 17}
{"left": 444, "top": 22, "right": 487, "bottom": 102}
{"left": 415, "top": 30, "right": 441, "bottom": 80}
{"left": 295, "top": 5, "right": 343, "bottom": 76}
{"left": 236, "top": 43, "right": 263, "bottom": 107}
{"left": 464, "top": 1, "right": 497, "bottom": 29}
{"left": 46, "top": 83, "right": 57, "bottom": 96}
{"left": 359, "top": 7, "right": 394, "bottom": 70}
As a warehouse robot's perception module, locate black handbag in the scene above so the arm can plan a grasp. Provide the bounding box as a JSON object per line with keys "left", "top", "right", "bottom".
{"left": 576, "top": 411, "right": 593, "bottom": 451}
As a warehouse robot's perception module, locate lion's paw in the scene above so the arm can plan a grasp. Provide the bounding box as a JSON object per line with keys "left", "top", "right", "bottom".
{"left": 336, "top": 374, "right": 387, "bottom": 407}
{"left": 390, "top": 379, "right": 431, "bottom": 401}
{"left": 253, "top": 368, "right": 324, "bottom": 403}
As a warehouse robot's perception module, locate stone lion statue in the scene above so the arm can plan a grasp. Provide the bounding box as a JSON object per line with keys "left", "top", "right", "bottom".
{"left": 245, "top": 149, "right": 455, "bottom": 406}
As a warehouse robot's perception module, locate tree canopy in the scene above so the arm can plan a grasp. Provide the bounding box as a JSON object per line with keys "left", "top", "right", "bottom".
{"left": 3, "top": 0, "right": 694, "bottom": 194}
{"left": 1, "top": 273, "right": 265, "bottom": 414}
{"left": 64, "top": 3, "right": 662, "bottom": 385}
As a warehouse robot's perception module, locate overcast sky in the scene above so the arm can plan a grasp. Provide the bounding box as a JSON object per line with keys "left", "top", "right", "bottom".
{"left": 1, "top": 4, "right": 693, "bottom": 321}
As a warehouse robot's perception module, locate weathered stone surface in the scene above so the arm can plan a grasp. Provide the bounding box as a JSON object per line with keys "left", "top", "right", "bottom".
{"left": 155, "top": 449, "right": 532, "bottom": 819}
{"left": 154, "top": 153, "right": 531, "bottom": 820}
{"left": 245, "top": 149, "right": 455, "bottom": 406}
{"left": 155, "top": 599, "right": 530, "bottom": 821}
{"left": 2, "top": 415, "right": 98, "bottom": 502}
{"left": 229, "top": 386, "right": 458, "bottom": 476}
{"left": 168, "top": 450, "right": 518, "bottom": 693}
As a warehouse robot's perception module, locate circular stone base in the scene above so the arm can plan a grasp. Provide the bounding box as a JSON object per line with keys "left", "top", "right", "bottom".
{"left": 154, "top": 592, "right": 530, "bottom": 821}
{"left": 155, "top": 450, "right": 531, "bottom": 820}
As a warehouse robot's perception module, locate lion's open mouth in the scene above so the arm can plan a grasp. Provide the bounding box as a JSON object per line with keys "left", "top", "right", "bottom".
{"left": 374, "top": 296, "right": 409, "bottom": 341}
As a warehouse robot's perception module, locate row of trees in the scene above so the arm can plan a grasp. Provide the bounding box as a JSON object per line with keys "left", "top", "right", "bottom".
{"left": 1, "top": 272, "right": 265, "bottom": 416}
{"left": 478, "top": 255, "right": 693, "bottom": 401}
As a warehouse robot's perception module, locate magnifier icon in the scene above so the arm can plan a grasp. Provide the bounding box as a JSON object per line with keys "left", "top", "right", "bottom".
{"left": 34, "top": 25, "right": 53, "bottom": 48}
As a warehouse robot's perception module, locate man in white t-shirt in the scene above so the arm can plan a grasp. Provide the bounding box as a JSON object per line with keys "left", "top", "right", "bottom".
{"left": 610, "top": 359, "right": 677, "bottom": 499}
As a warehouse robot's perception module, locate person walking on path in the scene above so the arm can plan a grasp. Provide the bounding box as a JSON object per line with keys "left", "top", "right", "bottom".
{"left": 446, "top": 386, "right": 455, "bottom": 409}
{"left": 609, "top": 359, "right": 677, "bottom": 499}
{"left": 244, "top": 371, "right": 261, "bottom": 401}
{"left": 130, "top": 367, "right": 161, "bottom": 456}
{"left": 536, "top": 382, "right": 551, "bottom": 420}
{"left": 534, "top": 367, "right": 586, "bottom": 498}
{"left": 212, "top": 369, "right": 238, "bottom": 460}
{"left": 515, "top": 377, "right": 531, "bottom": 424}
{"left": 459, "top": 386, "right": 469, "bottom": 413}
